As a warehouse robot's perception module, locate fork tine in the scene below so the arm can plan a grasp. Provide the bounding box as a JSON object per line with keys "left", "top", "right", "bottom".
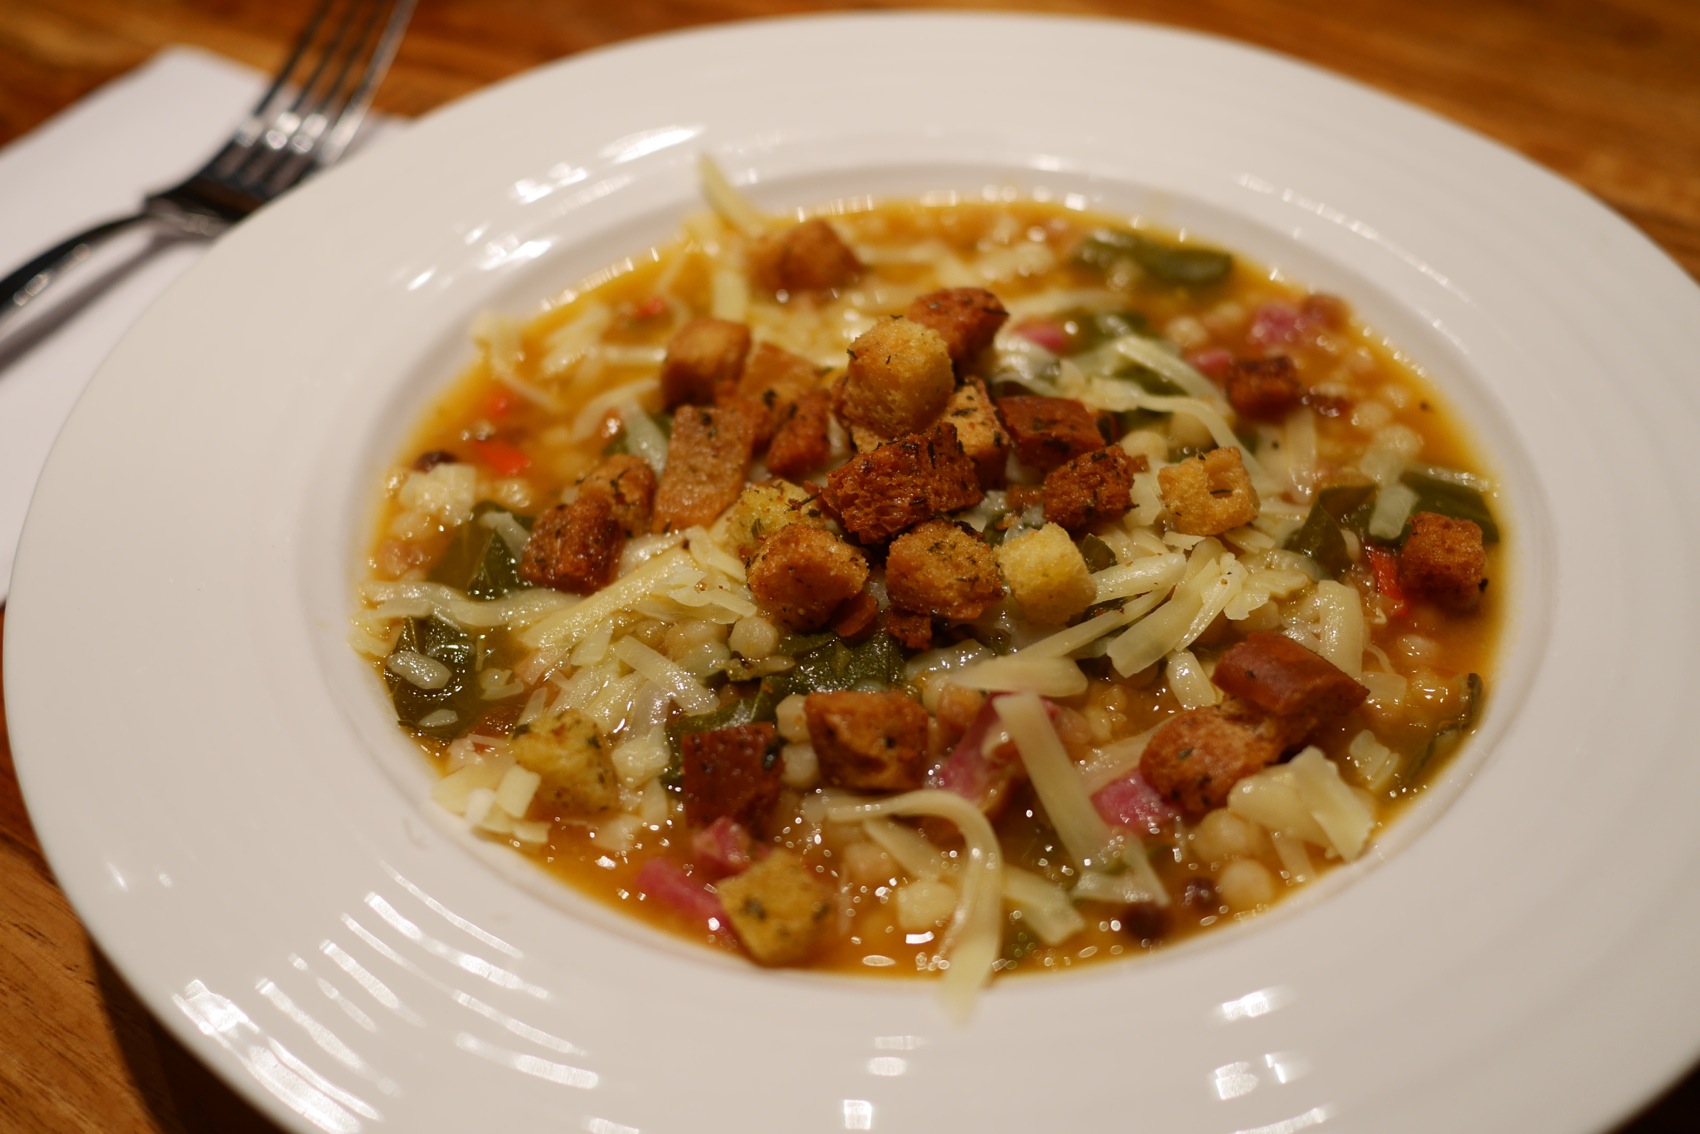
{"left": 210, "top": 0, "right": 413, "bottom": 192}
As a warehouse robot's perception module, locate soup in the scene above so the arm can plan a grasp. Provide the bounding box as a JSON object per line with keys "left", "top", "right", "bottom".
{"left": 352, "top": 172, "right": 1502, "bottom": 1009}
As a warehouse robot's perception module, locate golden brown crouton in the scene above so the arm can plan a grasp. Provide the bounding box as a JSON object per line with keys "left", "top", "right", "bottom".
{"left": 1158, "top": 448, "right": 1261, "bottom": 535}
{"left": 822, "top": 422, "right": 985, "bottom": 544}
{"left": 995, "top": 394, "right": 1107, "bottom": 472}
{"left": 721, "top": 479, "right": 829, "bottom": 562}
{"left": 906, "top": 287, "right": 1009, "bottom": 368}
{"left": 994, "top": 522, "right": 1096, "bottom": 625}
{"left": 882, "top": 607, "right": 934, "bottom": 651}
{"left": 1212, "top": 632, "right": 1369, "bottom": 730}
{"left": 804, "top": 690, "right": 930, "bottom": 792}
{"left": 1140, "top": 700, "right": 1288, "bottom": 816}
{"left": 748, "top": 218, "right": 862, "bottom": 294}
{"left": 680, "top": 722, "right": 782, "bottom": 828}
{"left": 734, "top": 341, "right": 823, "bottom": 446}
{"left": 651, "top": 401, "right": 763, "bottom": 533}
{"left": 660, "top": 318, "right": 750, "bottom": 408}
{"left": 941, "top": 377, "right": 1010, "bottom": 488}
{"left": 715, "top": 848, "right": 835, "bottom": 966}
{"left": 886, "top": 519, "right": 1003, "bottom": 622}
{"left": 1043, "top": 445, "right": 1141, "bottom": 533}
{"left": 838, "top": 318, "right": 955, "bottom": 440}
{"left": 1224, "top": 355, "right": 1304, "bottom": 422}
{"left": 747, "top": 524, "right": 870, "bottom": 632}
{"left": 511, "top": 708, "right": 620, "bottom": 817}
{"left": 575, "top": 453, "right": 656, "bottom": 536}
{"left": 765, "top": 388, "right": 835, "bottom": 480}
{"left": 1398, "top": 512, "right": 1487, "bottom": 612}
{"left": 519, "top": 494, "right": 624, "bottom": 593}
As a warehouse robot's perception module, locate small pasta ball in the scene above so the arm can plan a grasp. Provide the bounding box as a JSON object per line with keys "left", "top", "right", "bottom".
{"left": 894, "top": 878, "right": 959, "bottom": 932}
{"left": 1191, "top": 809, "right": 1269, "bottom": 864}
{"left": 1215, "top": 857, "right": 1278, "bottom": 911}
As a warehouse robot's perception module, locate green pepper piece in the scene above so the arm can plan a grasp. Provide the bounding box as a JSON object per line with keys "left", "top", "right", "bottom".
{"left": 1072, "top": 228, "right": 1234, "bottom": 288}
{"left": 1399, "top": 472, "right": 1500, "bottom": 543}
{"left": 764, "top": 631, "right": 907, "bottom": 699}
{"left": 1399, "top": 673, "right": 1484, "bottom": 789}
{"left": 1284, "top": 484, "right": 1377, "bottom": 577}
{"left": 428, "top": 502, "right": 534, "bottom": 600}
{"left": 1078, "top": 534, "right": 1118, "bottom": 573}
{"left": 385, "top": 615, "right": 482, "bottom": 741}
{"left": 1061, "top": 308, "right": 1150, "bottom": 353}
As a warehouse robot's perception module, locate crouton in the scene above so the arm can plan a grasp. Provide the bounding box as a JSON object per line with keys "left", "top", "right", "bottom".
{"left": 715, "top": 848, "right": 835, "bottom": 966}
{"left": 721, "top": 478, "right": 829, "bottom": 561}
{"left": 1211, "top": 632, "right": 1368, "bottom": 730}
{"left": 829, "top": 590, "right": 881, "bottom": 640}
{"left": 735, "top": 341, "right": 822, "bottom": 445}
{"left": 1225, "top": 355, "right": 1303, "bottom": 422}
{"left": 995, "top": 394, "right": 1106, "bottom": 472}
{"left": 518, "top": 494, "right": 624, "bottom": 593}
{"left": 679, "top": 722, "right": 782, "bottom": 828}
{"left": 748, "top": 218, "right": 862, "bottom": 293}
{"left": 995, "top": 522, "right": 1096, "bottom": 626}
{"left": 838, "top": 318, "right": 955, "bottom": 440}
{"left": 883, "top": 606, "right": 934, "bottom": 651}
{"left": 941, "top": 377, "right": 1010, "bottom": 488}
{"left": 1140, "top": 701, "right": 1287, "bottom": 816}
{"left": 804, "top": 690, "right": 930, "bottom": 792}
{"left": 575, "top": 453, "right": 656, "bottom": 536}
{"left": 747, "top": 524, "right": 870, "bottom": 632}
{"left": 1398, "top": 512, "right": 1487, "bottom": 612}
{"left": 822, "top": 421, "right": 984, "bottom": 543}
{"left": 906, "top": 287, "right": 1009, "bottom": 368}
{"left": 511, "top": 708, "right": 620, "bottom": 816}
{"left": 1158, "top": 447, "right": 1260, "bottom": 535}
{"left": 660, "top": 318, "right": 750, "bottom": 408}
{"left": 766, "top": 388, "right": 835, "bottom": 480}
{"left": 886, "top": 519, "right": 1003, "bottom": 622}
{"left": 1043, "top": 445, "right": 1141, "bottom": 533}
{"left": 651, "top": 401, "right": 763, "bottom": 533}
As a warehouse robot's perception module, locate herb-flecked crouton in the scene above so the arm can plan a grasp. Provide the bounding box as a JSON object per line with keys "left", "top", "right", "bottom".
{"left": 511, "top": 708, "right": 620, "bottom": 817}
{"left": 995, "top": 394, "right": 1107, "bottom": 472}
{"left": 519, "top": 494, "right": 624, "bottom": 593}
{"left": 721, "top": 478, "right": 829, "bottom": 561}
{"left": 822, "top": 421, "right": 984, "bottom": 543}
{"left": 748, "top": 218, "right": 862, "bottom": 294}
{"left": 941, "top": 377, "right": 1010, "bottom": 488}
{"left": 994, "top": 522, "right": 1096, "bottom": 626}
{"left": 905, "top": 287, "right": 1009, "bottom": 368}
{"left": 734, "top": 341, "right": 823, "bottom": 446}
{"left": 651, "top": 400, "right": 763, "bottom": 533}
{"left": 575, "top": 453, "right": 656, "bottom": 536}
{"left": 660, "top": 317, "right": 750, "bottom": 408}
{"left": 804, "top": 690, "right": 930, "bottom": 792}
{"left": 1398, "top": 512, "right": 1487, "bottom": 612}
{"left": 765, "top": 387, "right": 835, "bottom": 479}
{"left": 747, "top": 524, "right": 870, "bottom": 632}
{"left": 680, "top": 722, "right": 782, "bottom": 828}
{"left": 838, "top": 317, "right": 955, "bottom": 440}
{"left": 1224, "top": 355, "right": 1304, "bottom": 422}
{"left": 1042, "top": 445, "right": 1141, "bottom": 533}
{"left": 1139, "top": 700, "right": 1288, "bottom": 816}
{"left": 715, "top": 848, "right": 835, "bottom": 966}
{"left": 1157, "top": 447, "right": 1260, "bottom": 535}
{"left": 886, "top": 519, "right": 1003, "bottom": 622}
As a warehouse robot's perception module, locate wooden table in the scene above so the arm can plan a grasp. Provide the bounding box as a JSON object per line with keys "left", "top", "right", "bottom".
{"left": 2, "top": 2, "right": 1696, "bottom": 1130}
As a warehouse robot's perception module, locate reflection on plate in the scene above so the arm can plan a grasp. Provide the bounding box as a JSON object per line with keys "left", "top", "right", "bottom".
{"left": 9, "top": 13, "right": 1700, "bottom": 1134}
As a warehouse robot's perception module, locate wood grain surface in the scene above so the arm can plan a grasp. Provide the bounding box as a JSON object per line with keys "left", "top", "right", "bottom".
{"left": 2, "top": 2, "right": 1697, "bottom": 1131}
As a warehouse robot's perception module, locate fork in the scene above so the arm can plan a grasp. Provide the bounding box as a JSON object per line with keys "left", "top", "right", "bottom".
{"left": 0, "top": 0, "right": 415, "bottom": 328}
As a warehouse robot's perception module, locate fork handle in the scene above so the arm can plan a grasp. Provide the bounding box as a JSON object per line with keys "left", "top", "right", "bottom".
{"left": 1, "top": 212, "right": 153, "bottom": 326}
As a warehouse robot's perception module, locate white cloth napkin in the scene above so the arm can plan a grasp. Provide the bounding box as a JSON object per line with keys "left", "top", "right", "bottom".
{"left": 0, "top": 46, "right": 399, "bottom": 601}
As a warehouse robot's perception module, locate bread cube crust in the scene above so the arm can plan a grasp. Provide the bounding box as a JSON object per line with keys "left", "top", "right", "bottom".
{"left": 747, "top": 524, "right": 870, "bottom": 632}
{"left": 885, "top": 519, "right": 1003, "bottom": 622}
{"left": 1157, "top": 447, "right": 1261, "bottom": 535}
{"left": 804, "top": 690, "right": 930, "bottom": 792}
{"left": 1398, "top": 512, "right": 1487, "bottom": 611}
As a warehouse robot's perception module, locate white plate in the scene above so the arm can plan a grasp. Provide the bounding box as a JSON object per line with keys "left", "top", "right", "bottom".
{"left": 10, "top": 13, "right": 1700, "bottom": 1133}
